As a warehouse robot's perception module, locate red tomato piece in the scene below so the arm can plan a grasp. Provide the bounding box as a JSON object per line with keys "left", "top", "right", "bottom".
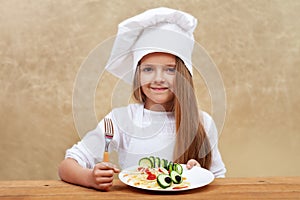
{"left": 146, "top": 174, "right": 156, "bottom": 180}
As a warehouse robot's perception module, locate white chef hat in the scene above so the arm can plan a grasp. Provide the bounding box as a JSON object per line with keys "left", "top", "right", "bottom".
{"left": 105, "top": 7, "right": 197, "bottom": 83}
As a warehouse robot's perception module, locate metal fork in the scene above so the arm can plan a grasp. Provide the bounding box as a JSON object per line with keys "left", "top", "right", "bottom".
{"left": 103, "top": 118, "right": 114, "bottom": 162}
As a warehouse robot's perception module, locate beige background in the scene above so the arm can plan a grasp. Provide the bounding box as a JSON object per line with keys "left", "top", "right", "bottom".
{"left": 1, "top": 0, "right": 299, "bottom": 180}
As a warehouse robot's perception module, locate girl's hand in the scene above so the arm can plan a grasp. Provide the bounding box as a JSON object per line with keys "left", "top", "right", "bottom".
{"left": 89, "top": 162, "right": 120, "bottom": 191}
{"left": 186, "top": 159, "right": 201, "bottom": 170}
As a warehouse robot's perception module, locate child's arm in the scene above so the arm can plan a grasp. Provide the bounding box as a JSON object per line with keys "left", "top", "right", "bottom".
{"left": 58, "top": 158, "right": 120, "bottom": 191}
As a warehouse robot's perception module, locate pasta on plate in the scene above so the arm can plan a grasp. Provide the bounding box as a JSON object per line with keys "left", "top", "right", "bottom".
{"left": 121, "top": 166, "right": 191, "bottom": 190}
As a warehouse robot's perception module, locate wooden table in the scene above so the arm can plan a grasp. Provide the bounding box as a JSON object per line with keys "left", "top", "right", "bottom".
{"left": 0, "top": 177, "right": 299, "bottom": 199}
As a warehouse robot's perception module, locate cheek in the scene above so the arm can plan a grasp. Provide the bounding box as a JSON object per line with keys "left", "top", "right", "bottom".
{"left": 167, "top": 76, "right": 176, "bottom": 87}
{"left": 140, "top": 80, "right": 148, "bottom": 87}
{"left": 140, "top": 75, "right": 152, "bottom": 86}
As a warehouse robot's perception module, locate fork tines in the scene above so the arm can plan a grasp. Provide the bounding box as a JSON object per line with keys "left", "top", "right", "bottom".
{"left": 104, "top": 118, "right": 114, "bottom": 138}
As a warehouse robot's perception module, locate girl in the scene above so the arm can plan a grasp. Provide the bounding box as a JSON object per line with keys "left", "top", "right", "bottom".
{"left": 59, "top": 7, "right": 226, "bottom": 191}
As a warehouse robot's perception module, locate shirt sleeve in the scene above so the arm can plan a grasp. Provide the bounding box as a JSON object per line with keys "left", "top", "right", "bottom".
{"left": 64, "top": 122, "right": 106, "bottom": 168}
{"left": 202, "top": 111, "right": 227, "bottom": 178}
{"left": 65, "top": 111, "right": 122, "bottom": 169}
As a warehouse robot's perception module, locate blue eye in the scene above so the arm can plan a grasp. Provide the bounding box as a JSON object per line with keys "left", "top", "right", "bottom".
{"left": 140, "top": 64, "right": 155, "bottom": 73}
{"left": 139, "top": 64, "right": 176, "bottom": 74}
{"left": 167, "top": 67, "right": 175, "bottom": 72}
{"left": 142, "top": 67, "right": 153, "bottom": 72}
{"left": 166, "top": 67, "right": 176, "bottom": 74}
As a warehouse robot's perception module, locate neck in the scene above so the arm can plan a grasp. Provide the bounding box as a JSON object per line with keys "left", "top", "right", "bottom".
{"left": 144, "top": 101, "right": 173, "bottom": 112}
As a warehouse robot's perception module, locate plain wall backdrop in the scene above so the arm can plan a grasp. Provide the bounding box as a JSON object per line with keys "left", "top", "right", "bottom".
{"left": 0, "top": 0, "right": 299, "bottom": 180}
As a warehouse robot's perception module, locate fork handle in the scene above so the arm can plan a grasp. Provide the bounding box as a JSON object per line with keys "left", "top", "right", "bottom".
{"left": 103, "top": 152, "right": 109, "bottom": 162}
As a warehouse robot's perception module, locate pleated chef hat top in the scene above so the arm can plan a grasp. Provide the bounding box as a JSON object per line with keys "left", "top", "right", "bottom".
{"left": 105, "top": 7, "right": 197, "bottom": 83}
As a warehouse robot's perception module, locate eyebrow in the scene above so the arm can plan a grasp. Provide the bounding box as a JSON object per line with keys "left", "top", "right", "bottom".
{"left": 140, "top": 63, "right": 176, "bottom": 66}
{"left": 165, "top": 64, "right": 176, "bottom": 66}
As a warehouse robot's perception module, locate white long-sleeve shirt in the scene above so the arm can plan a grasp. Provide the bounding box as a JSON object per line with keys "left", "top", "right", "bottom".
{"left": 65, "top": 103, "right": 226, "bottom": 177}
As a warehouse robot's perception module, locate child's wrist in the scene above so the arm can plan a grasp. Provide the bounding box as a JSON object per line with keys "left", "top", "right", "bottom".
{"left": 83, "top": 168, "right": 94, "bottom": 188}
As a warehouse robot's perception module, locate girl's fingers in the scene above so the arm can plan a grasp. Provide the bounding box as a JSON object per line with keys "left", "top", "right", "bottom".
{"left": 94, "top": 169, "right": 114, "bottom": 177}
{"left": 96, "top": 182, "right": 113, "bottom": 191}
{"left": 186, "top": 159, "right": 200, "bottom": 169}
{"left": 89, "top": 162, "right": 120, "bottom": 191}
{"left": 113, "top": 168, "right": 120, "bottom": 173}
{"left": 96, "top": 162, "right": 120, "bottom": 173}
{"left": 95, "top": 176, "right": 114, "bottom": 184}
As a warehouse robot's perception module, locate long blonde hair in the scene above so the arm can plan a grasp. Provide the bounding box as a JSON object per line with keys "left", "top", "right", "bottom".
{"left": 133, "top": 57, "right": 212, "bottom": 169}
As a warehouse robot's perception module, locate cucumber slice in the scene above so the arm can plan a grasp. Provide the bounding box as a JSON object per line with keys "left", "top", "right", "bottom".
{"left": 168, "top": 161, "right": 173, "bottom": 172}
{"left": 173, "top": 163, "right": 183, "bottom": 175}
{"left": 157, "top": 174, "right": 172, "bottom": 189}
{"left": 155, "top": 157, "right": 161, "bottom": 168}
{"left": 170, "top": 170, "right": 182, "bottom": 184}
{"left": 149, "top": 156, "right": 155, "bottom": 168}
{"left": 161, "top": 159, "right": 168, "bottom": 169}
{"left": 138, "top": 157, "right": 153, "bottom": 168}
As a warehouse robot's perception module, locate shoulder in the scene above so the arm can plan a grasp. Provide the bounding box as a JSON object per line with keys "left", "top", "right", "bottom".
{"left": 200, "top": 111, "right": 214, "bottom": 126}
{"left": 199, "top": 110, "right": 218, "bottom": 135}
{"left": 200, "top": 110, "right": 212, "bottom": 120}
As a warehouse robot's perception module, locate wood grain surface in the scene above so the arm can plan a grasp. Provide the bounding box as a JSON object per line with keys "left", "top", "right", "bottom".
{"left": 0, "top": 177, "right": 299, "bottom": 199}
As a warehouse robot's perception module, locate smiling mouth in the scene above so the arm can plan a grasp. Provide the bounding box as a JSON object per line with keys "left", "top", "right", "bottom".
{"left": 150, "top": 87, "right": 168, "bottom": 91}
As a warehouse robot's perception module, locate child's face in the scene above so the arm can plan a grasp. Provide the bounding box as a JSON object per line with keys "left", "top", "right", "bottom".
{"left": 139, "top": 52, "right": 176, "bottom": 111}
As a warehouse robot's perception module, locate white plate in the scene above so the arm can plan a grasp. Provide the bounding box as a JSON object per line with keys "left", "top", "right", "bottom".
{"left": 118, "top": 164, "right": 214, "bottom": 191}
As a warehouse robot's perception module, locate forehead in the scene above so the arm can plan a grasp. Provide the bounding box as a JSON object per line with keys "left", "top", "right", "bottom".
{"left": 140, "top": 52, "right": 176, "bottom": 64}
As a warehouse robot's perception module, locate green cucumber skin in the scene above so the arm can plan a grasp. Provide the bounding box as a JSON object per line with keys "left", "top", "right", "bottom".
{"left": 174, "top": 163, "right": 183, "bottom": 175}
{"left": 170, "top": 171, "right": 183, "bottom": 184}
{"left": 162, "top": 159, "right": 168, "bottom": 169}
{"left": 155, "top": 157, "right": 161, "bottom": 168}
{"left": 138, "top": 157, "right": 185, "bottom": 189}
{"left": 149, "top": 156, "right": 155, "bottom": 168}
{"left": 168, "top": 162, "right": 173, "bottom": 172}
{"left": 157, "top": 174, "right": 171, "bottom": 189}
{"left": 138, "top": 157, "right": 154, "bottom": 168}
{"left": 138, "top": 157, "right": 182, "bottom": 173}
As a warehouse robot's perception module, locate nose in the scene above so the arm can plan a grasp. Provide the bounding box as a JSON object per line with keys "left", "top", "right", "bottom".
{"left": 153, "top": 68, "right": 165, "bottom": 83}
